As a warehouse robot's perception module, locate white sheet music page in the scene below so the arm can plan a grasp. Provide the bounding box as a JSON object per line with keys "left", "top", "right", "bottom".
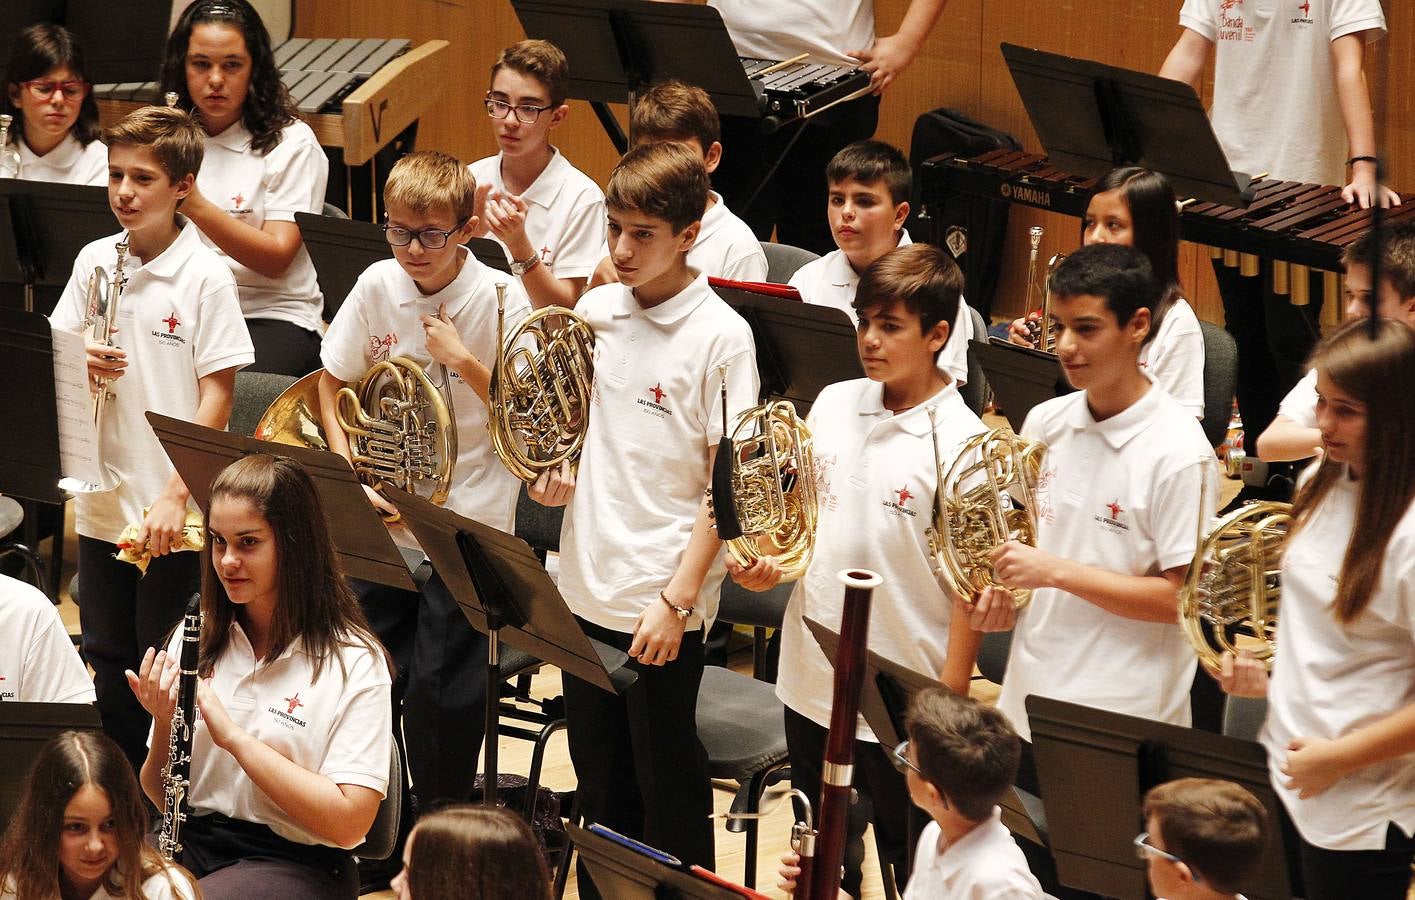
{"left": 50, "top": 324, "right": 104, "bottom": 488}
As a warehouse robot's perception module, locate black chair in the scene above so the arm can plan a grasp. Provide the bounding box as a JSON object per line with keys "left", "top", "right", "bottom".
{"left": 353, "top": 736, "right": 405, "bottom": 861}
{"left": 959, "top": 304, "right": 990, "bottom": 416}
{"left": 229, "top": 371, "right": 298, "bottom": 438}
{"left": 760, "top": 241, "right": 820, "bottom": 284}
{"left": 1198, "top": 320, "right": 1238, "bottom": 447}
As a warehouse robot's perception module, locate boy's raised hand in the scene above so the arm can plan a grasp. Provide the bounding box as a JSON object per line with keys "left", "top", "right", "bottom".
{"left": 484, "top": 192, "right": 531, "bottom": 247}
{"left": 968, "top": 584, "right": 1018, "bottom": 632}
{"left": 1215, "top": 649, "right": 1268, "bottom": 698}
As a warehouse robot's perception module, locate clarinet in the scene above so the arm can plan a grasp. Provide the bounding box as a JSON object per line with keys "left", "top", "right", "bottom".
{"left": 796, "top": 569, "right": 879, "bottom": 900}
{"left": 158, "top": 593, "right": 202, "bottom": 862}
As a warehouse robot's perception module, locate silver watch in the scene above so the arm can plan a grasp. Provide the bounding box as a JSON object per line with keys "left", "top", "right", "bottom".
{"left": 510, "top": 252, "right": 541, "bottom": 277}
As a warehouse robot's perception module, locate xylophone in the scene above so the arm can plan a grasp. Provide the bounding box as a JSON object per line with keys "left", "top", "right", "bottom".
{"left": 740, "top": 57, "right": 872, "bottom": 130}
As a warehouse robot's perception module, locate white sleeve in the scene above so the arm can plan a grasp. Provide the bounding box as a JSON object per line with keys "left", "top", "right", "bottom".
{"left": 47, "top": 251, "right": 93, "bottom": 333}
{"left": 939, "top": 297, "right": 973, "bottom": 386}
{"left": 724, "top": 243, "right": 769, "bottom": 282}
{"left": 318, "top": 650, "right": 392, "bottom": 793}
{"left": 1177, "top": 0, "right": 1218, "bottom": 41}
{"left": 1149, "top": 456, "right": 1209, "bottom": 572}
{"left": 549, "top": 194, "right": 607, "bottom": 280}
{"left": 260, "top": 125, "right": 329, "bottom": 222}
{"left": 21, "top": 603, "right": 94, "bottom": 704}
{"left": 1277, "top": 369, "right": 1319, "bottom": 429}
{"left": 320, "top": 278, "right": 374, "bottom": 382}
{"left": 193, "top": 265, "right": 255, "bottom": 378}
{"left": 1329, "top": 0, "right": 1386, "bottom": 41}
{"left": 1148, "top": 312, "right": 1205, "bottom": 419}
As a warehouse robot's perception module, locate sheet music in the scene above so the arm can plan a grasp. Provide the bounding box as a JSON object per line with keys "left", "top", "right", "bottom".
{"left": 50, "top": 325, "right": 103, "bottom": 488}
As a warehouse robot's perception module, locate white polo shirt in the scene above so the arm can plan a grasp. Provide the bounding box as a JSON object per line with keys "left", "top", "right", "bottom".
{"left": 905, "top": 810, "right": 1045, "bottom": 900}
{"left": 14, "top": 134, "right": 107, "bottom": 186}
{"left": 1178, "top": 0, "right": 1386, "bottom": 185}
{"left": 195, "top": 119, "right": 328, "bottom": 332}
{"left": 788, "top": 231, "right": 974, "bottom": 386}
{"left": 49, "top": 223, "right": 255, "bottom": 543}
{"left": 709, "top": 0, "right": 875, "bottom": 69}
{"left": 1261, "top": 471, "right": 1415, "bottom": 851}
{"left": 1140, "top": 298, "right": 1205, "bottom": 418}
{"left": 1277, "top": 368, "right": 1319, "bottom": 429}
{"left": 776, "top": 378, "right": 985, "bottom": 740}
{"left": 164, "top": 621, "right": 392, "bottom": 849}
{"left": 558, "top": 273, "right": 759, "bottom": 632}
{"left": 321, "top": 252, "right": 530, "bottom": 532}
{"left": 2, "top": 869, "right": 197, "bottom": 900}
{"left": 0, "top": 574, "right": 94, "bottom": 704}
{"left": 469, "top": 148, "right": 606, "bottom": 280}
{"left": 996, "top": 382, "right": 1213, "bottom": 742}
{"left": 690, "top": 193, "right": 768, "bottom": 282}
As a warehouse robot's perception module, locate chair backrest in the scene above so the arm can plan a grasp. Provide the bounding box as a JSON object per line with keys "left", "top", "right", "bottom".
{"left": 1198, "top": 321, "right": 1237, "bottom": 447}
{"left": 229, "top": 371, "right": 299, "bottom": 438}
{"left": 975, "top": 630, "right": 1012, "bottom": 686}
{"left": 760, "top": 242, "right": 820, "bottom": 285}
{"left": 322, "top": 201, "right": 349, "bottom": 219}
{"left": 514, "top": 484, "right": 564, "bottom": 554}
{"left": 353, "top": 737, "right": 403, "bottom": 860}
{"left": 1222, "top": 694, "right": 1267, "bottom": 743}
{"left": 716, "top": 578, "right": 791, "bottom": 629}
{"left": 960, "top": 304, "right": 989, "bottom": 416}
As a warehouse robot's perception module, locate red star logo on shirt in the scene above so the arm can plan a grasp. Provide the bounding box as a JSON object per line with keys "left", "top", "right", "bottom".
{"left": 649, "top": 383, "right": 666, "bottom": 404}
{"left": 896, "top": 486, "right": 914, "bottom": 505}
{"left": 1298, "top": 0, "right": 1310, "bottom": 15}
{"left": 231, "top": 192, "right": 246, "bottom": 208}
{"left": 162, "top": 312, "right": 180, "bottom": 333}
{"left": 1106, "top": 500, "right": 1124, "bottom": 520}
{"left": 284, "top": 693, "right": 304, "bottom": 715}
{"left": 540, "top": 244, "right": 552, "bottom": 259}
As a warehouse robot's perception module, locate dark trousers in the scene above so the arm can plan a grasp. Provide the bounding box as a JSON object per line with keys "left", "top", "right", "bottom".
{"left": 564, "top": 617, "right": 713, "bottom": 900}
{"left": 1212, "top": 258, "right": 1324, "bottom": 441}
{"left": 1280, "top": 807, "right": 1415, "bottom": 900}
{"left": 180, "top": 813, "right": 358, "bottom": 900}
{"left": 783, "top": 707, "right": 919, "bottom": 897}
{"left": 245, "top": 318, "right": 323, "bottom": 378}
{"left": 77, "top": 536, "right": 199, "bottom": 773}
{"left": 714, "top": 94, "right": 882, "bottom": 256}
{"left": 353, "top": 571, "right": 488, "bottom": 806}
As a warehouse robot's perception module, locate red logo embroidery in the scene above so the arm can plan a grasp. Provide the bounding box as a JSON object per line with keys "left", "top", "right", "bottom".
{"left": 369, "top": 332, "right": 397, "bottom": 362}
{"left": 1298, "top": 0, "right": 1310, "bottom": 14}
{"left": 231, "top": 192, "right": 246, "bottom": 208}
{"left": 161, "top": 312, "right": 180, "bottom": 333}
{"left": 283, "top": 693, "right": 304, "bottom": 715}
{"left": 539, "top": 243, "right": 552, "bottom": 259}
{"left": 896, "top": 486, "right": 914, "bottom": 505}
{"left": 1106, "top": 500, "right": 1124, "bottom": 520}
{"left": 649, "top": 383, "right": 666, "bottom": 404}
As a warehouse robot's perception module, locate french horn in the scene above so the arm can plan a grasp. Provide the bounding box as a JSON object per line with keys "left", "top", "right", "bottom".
{"left": 926, "top": 414, "right": 1045, "bottom": 609}
{"left": 487, "top": 283, "right": 595, "bottom": 483}
{"left": 1178, "top": 458, "right": 1289, "bottom": 674}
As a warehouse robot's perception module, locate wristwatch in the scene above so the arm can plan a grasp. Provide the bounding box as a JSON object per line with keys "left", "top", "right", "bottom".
{"left": 510, "top": 251, "right": 541, "bottom": 277}
{"left": 660, "top": 590, "right": 694, "bottom": 620}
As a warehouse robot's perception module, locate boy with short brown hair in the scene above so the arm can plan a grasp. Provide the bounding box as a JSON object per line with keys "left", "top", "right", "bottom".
{"left": 1139, "top": 778, "right": 1269, "bottom": 900}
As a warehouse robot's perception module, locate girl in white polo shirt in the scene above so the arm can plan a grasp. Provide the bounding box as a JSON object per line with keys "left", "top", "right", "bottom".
{"left": 2, "top": 24, "right": 106, "bottom": 186}
{"left": 0, "top": 731, "right": 198, "bottom": 900}
{"left": 159, "top": 0, "right": 329, "bottom": 377}
{"left": 1009, "top": 167, "right": 1205, "bottom": 419}
{"left": 129, "top": 455, "right": 393, "bottom": 900}
{"left": 1219, "top": 320, "right": 1415, "bottom": 900}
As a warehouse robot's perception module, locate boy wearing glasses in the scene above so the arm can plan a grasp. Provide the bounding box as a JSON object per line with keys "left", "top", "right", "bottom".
{"left": 319, "top": 150, "right": 531, "bottom": 809}
{"left": 1138, "top": 779, "right": 1268, "bottom": 900}
{"left": 468, "top": 39, "right": 604, "bottom": 309}
{"left": 779, "top": 687, "right": 1042, "bottom": 899}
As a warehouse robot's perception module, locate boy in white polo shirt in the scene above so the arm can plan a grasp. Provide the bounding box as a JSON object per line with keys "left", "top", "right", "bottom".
{"left": 588, "top": 80, "right": 768, "bottom": 288}
{"left": 733, "top": 241, "right": 985, "bottom": 895}
{"left": 789, "top": 140, "right": 973, "bottom": 387}
{"left": 530, "top": 140, "right": 759, "bottom": 893}
{"left": 1138, "top": 779, "right": 1268, "bottom": 900}
{"left": 0, "top": 573, "right": 95, "bottom": 703}
{"left": 468, "top": 40, "right": 605, "bottom": 309}
{"left": 975, "top": 242, "right": 1213, "bottom": 893}
{"left": 319, "top": 150, "right": 531, "bottom": 808}
{"left": 48, "top": 104, "right": 253, "bottom": 770}
{"left": 1257, "top": 222, "right": 1415, "bottom": 463}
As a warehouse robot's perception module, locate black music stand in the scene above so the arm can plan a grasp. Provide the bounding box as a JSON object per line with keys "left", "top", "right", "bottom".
{"left": 0, "top": 701, "right": 102, "bottom": 828}
{"left": 0, "top": 310, "right": 66, "bottom": 505}
{"left": 147, "top": 413, "right": 416, "bottom": 591}
{"left": 569, "top": 823, "right": 766, "bottom": 899}
{"left": 295, "top": 212, "right": 511, "bottom": 322}
{"left": 1001, "top": 43, "right": 1254, "bottom": 208}
{"left": 710, "top": 282, "right": 865, "bottom": 409}
{"left": 0, "top": 181, "right": 113, "bottom": 313}
{"left": 973, "top": 338, "right": 1073, "bottom": 431}
{"left": 1026, "top": 696, "right": 1293, "bottom": 900}
{"left": 382, "top": 486, "right": 636, "bottom": 807}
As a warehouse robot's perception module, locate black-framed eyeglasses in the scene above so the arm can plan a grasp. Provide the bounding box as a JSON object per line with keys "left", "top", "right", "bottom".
{"left": 21, "top": 79, "right": 90, "bottom": 101}
{"left": 1133, "top": 833, "right": 1200, "bottom": 881}
{"left": 890, "top": 740, "right": 950, "bottom": 809}
{"left": 382, "top": 219, "right": 468, "bottom": 250}
{"left": 484, "top": 95, "right": 551, "bottom": 125}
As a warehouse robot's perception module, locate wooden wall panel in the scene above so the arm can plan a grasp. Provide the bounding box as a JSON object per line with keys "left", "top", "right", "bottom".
{"left": 296, "top": 0, "right": 1413, "bottom": 326}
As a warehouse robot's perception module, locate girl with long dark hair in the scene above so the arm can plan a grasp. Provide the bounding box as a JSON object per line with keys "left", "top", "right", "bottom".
{"left": 2, "top": 23, "right": 105, "bottom": 185}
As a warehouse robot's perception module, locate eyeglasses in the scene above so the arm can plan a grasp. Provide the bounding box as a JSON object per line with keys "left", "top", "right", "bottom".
{"left": 20, "top": 79, "right": 90, "bottom": 101}
{"left": 382, "top": 219, "right": 468, "bottom": 250}
{"left": 1133, "top": 833, "right": 1200, "bottom": 881}
{"left": 484, "top": 96, "right": 551, "bottom": 125}
{"left": 890, "top": 740, "right": 951, "bottom": 809}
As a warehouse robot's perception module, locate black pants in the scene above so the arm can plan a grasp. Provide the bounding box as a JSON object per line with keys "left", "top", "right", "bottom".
{"left": 714, "top": 94, "right": 882, "bottom": 256}
{"left": 244, "top": 318, "right": 322, "bottom": 378}
{"left": 783, "top": 707, "right": 919, "bottom": 897}
{"left": 180, "top": 813, "right": 358, "bottom": 900}
{"left": 77, "top": 536, "right": 200, "bottom": 773}
{"left": 353, "top": 571, "right": 488, "bottom": 806}
{"left": 1212, "top": 258, "right": 1324, "bottom": 441}
{"left": 1282, "top": 808, "right": 1415, "bottom": 900}
{"left": 563, "top": 617, "right": 713, "bottom": 900}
